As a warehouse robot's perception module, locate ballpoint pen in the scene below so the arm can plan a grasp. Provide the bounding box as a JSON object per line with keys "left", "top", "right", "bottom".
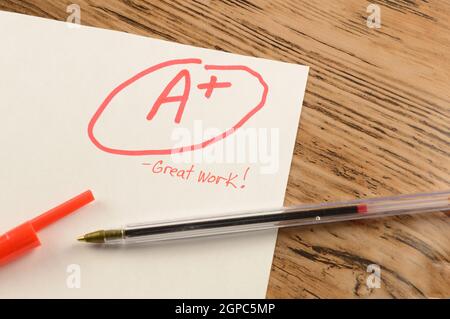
{"left": 77, "top": 190, "right": 449, "bottom": 245}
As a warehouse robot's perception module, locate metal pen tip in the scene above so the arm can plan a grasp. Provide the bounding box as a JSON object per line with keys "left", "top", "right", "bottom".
{"left": 76, "top": 229, "right": 123, "bottom": 244}
{"left": 77, "top": 235, "right": 86, "bottom": 242}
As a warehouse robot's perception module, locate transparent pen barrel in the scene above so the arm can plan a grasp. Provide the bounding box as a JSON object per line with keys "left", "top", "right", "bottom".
{"left": 114, "top": 191, "right": 449, "bottom": 244}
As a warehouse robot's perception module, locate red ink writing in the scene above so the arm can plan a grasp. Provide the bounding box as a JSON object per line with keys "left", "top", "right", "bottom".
{"left": 88, "top": 58, "right": 269, "bottom": 156}
{"left": 142, "top": 160, "right": 250, "bottom": 189}
{"left": 143, "top": 160, "right": 195, "bottom": 180}
{"left": 197, "top": 75, "right": 232, "bottom": 99}
{"left": 197, "top": 171, "right": 238, "bottom": 188}
{"left": 240, "top": 167, "right": 250, "bottom": 189}
{"left": 147, "top": 69, "right": 191, "bottom": 124}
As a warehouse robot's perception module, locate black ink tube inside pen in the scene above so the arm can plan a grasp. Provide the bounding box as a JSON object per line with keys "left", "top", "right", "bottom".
{"left": 126, "top": 205, "right": 361, "bottom": 237}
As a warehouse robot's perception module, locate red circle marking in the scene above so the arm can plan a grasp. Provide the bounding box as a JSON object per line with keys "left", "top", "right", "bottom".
{"left": 88, "top": 58, "right": 269, "bottom": 156}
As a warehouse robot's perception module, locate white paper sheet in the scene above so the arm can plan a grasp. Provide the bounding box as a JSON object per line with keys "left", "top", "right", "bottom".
{"left": 0, "top": 11, "right": 308, "bottom": 298}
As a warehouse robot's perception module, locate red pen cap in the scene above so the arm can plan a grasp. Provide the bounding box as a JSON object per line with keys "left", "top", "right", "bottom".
{"left": 0, "top": 190, "right": 94, "bottom": 266}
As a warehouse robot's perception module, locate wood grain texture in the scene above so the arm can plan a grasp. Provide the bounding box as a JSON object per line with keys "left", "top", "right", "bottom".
{"left": 1, "top": 0, "right": 448, "bottom": 298}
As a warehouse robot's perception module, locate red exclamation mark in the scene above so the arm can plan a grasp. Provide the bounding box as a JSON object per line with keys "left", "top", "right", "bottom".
{"left": 240, "top": 167, "right": 250, "bottom": 189}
